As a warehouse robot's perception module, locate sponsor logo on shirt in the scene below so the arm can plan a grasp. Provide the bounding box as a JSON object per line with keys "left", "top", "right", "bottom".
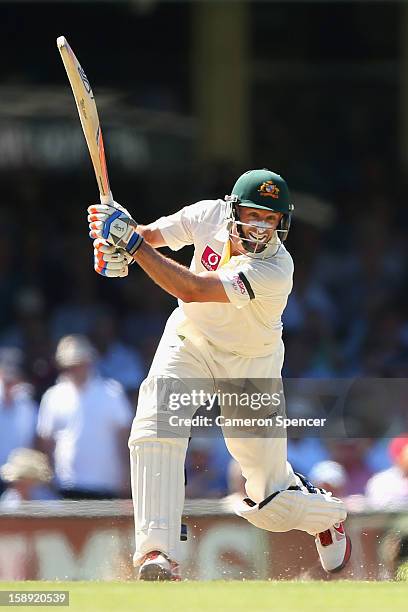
{"left": 201, "top": 245, "right": 221, "bottom": 271}
{"left": 232, "top": 274, "right": 247, "bottom": 295}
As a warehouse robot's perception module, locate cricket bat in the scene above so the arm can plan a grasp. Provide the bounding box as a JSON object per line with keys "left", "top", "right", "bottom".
{"left": 57, "top": 36, "right": 113, "bottom": 205}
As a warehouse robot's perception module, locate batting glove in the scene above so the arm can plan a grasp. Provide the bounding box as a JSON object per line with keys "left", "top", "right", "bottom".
{"left": 93, "top": 238, "right": 132, "bottom": 277}
{"left": 88, "top": 202, "right": 143, "bottom": 256}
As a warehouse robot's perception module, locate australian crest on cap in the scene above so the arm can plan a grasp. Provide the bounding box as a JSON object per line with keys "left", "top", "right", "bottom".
{"left": 258, "top": 180, "right": 280, "bottom": 199}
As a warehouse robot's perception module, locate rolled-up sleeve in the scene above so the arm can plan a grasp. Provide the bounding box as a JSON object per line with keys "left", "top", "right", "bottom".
{"left": 217, "top": 269, "right": 254, "bottom": 309}
{"left": 151, "top": 202, "right": 207, "bottom": 251}
{"left": 217, "top": 257, "right": 293, "bottom": 309}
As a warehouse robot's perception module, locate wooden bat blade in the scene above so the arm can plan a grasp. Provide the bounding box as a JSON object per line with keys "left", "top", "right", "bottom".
{"left": 57, "top": 35, "right": 113, "bottom": 204}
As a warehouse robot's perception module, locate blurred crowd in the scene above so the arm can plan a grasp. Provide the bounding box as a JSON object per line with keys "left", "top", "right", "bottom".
{"left": 0, "top": 159, "right": 407, "bottom": 506}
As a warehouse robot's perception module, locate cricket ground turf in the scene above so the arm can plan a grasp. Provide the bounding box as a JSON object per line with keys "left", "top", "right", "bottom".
{"left": 0, "top": 581, "right": 407, "bottom": 611}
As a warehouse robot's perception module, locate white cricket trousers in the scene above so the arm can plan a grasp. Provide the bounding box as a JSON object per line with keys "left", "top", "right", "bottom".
{"left": 128, "top": 309, "right": 297, "bottom": 564}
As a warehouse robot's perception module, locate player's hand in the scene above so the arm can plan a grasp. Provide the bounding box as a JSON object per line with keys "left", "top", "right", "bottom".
{"left": 88, "top": 202, "right": 143, "bottom": 255}
{"left": 93, "top": 238, "right": 132, "bottom": 277}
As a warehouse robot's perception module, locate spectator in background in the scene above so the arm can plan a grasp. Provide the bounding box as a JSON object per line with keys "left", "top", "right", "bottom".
{"left": 122, "top": 277, "right": 172, "bottom": 371}
{"left": 0, "top": 348, "right": 37, "bottom": 494}
{"left": 365, "top": 435, "right": 408, "bottom": 510}
{"left": 309, "top": 460, "right": 347, "bottom": 499}
{"left": 0, "top": 448, "right": 59, "bottom": 508}
{"left": 286, "top": 397, "right": 330, "bottom": 477}
{"left": 326, "top": 438, "right": 373, "bottom": 496}
{"left": 0, "top": 288, "right": 56, "bottom": 401}
{"left": 0, "top": 229, "right": 19, "bottom": 328}
{"left": 49, "top": 236, "right": 101, "bottom": 341}
{"left": 283, "top": 259, "right": 336, "bottom": 337}
{"left": 36, "top": 335, "right": 132, "bottom": 499}
{"left": 185, "top": 438, "right": 229, "bottom": 499}
{"left": 90, "top": 309, "right": 144, "bottom": 403}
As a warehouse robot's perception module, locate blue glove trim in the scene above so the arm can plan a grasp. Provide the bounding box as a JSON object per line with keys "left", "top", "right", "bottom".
{"left": 102, "top": 210, "right": 122, "bottom": 239}
{"left": 126, "top": 232, "right": 143, "bottom": 255}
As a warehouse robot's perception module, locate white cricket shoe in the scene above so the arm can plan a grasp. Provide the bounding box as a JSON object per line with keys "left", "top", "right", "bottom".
{"left": 138, "top": 550, "right": 180, "bottom": 581}
{"left": 315, "top": 522, "right": 352, "bottom": 573}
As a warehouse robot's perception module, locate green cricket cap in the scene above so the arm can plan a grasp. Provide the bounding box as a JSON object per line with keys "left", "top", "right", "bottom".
{"left": 231, "top": 169, "right": 293, "bottom": 214}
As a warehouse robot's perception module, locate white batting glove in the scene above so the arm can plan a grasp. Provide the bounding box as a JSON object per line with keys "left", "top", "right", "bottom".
{"left": 93, "top": 239, "right": 132, "bottom": 278}
{"left": 88, "top": 202, "right": 143, "bottom": 255}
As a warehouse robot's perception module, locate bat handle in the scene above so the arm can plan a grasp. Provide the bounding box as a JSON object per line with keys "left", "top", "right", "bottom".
{"left": 98, "top": 191, "right": 123, "bottom": 255}
{"left": 100, "top": 192, "right": 114, "bottom": 205}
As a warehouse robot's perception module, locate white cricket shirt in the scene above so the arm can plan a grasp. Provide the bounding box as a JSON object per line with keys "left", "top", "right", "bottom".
{"left": 152, "top": 199, "right": 294, "bottom": 358}
{"left": 37, "top": 376, "right": 132, "bottom": 493}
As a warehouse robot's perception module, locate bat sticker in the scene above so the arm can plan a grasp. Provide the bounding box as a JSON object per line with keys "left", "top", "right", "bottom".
{"left": 77, "top": 66, "right": 94, "bottom": 98}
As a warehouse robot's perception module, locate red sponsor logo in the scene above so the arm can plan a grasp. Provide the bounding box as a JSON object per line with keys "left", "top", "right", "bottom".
{"left": 201, "top": 246, "right": 221, "bottom": 271}
{"left": 232, "top": 274, "right": 247, "bottom": 295}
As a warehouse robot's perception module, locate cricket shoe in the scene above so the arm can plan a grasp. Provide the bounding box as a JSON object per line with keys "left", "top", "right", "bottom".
{"left": 138, "top": 550, "right": 181, "bottom": 581}
{"left": 315, "top": 522, "right": 352, "bottom": 573}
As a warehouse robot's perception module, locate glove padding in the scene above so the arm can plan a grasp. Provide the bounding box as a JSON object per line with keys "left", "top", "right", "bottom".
{"left": 93, "top": 239, "right": 132, "bottom": 277}
{"left": 88, "top": 202, "right": 143, "bottom": 255}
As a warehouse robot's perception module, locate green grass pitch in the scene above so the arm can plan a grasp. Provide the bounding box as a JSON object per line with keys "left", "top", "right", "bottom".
{"left": 0, "top": 581, "right": 407, "bottom": 611}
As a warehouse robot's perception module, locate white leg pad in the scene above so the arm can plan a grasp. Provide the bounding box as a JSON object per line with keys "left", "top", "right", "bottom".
{"left": 235, "top": 488, "right": 347, "bottom": 536}
{"left": 130, "top": 440, "right": 185, "bottom": 565}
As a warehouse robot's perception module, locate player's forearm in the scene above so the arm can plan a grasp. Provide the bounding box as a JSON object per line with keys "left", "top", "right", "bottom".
{"left": 88, "top": 203, "right": 227, "bottom": 301}
{"left": 136, "top": 224, "right": 166, "bottom": 248}
{"left": 132, "top": 240, "right": 200, "bottom": 302}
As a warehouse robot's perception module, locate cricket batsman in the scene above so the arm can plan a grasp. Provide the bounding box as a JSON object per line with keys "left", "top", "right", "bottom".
{"left": 88, "top": 169, "right": 352, "bottom": 580}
